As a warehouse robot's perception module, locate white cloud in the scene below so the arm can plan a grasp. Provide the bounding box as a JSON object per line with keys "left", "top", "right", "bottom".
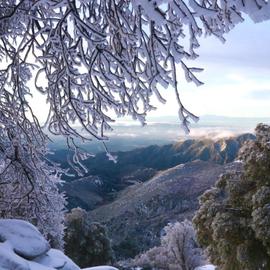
{"left": 149, "top": 18, "right": 270, "bottom": 119}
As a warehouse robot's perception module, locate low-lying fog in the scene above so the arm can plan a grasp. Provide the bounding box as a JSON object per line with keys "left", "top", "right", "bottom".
{"left": 49, "top": 115, "right": 270, "bottom": 153}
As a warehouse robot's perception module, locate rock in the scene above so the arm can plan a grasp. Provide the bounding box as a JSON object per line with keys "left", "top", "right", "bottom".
{"left": 0, "top": 219, "right": 118, "bottom": 270}
{"left": 82, "top": 267, "right": 118, "bottom": 270}
{"left": 0, "top": 219, "right": 50, "bottom": 259}
{"left": 0, "top": 241, "right": 30, "bottom": 270}
{"left": 34, "top": 249, "right": 80, "bottom": 270}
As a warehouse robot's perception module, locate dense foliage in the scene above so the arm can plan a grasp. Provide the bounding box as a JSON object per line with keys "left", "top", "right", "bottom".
{"left": 64, "top": 208, "right": 114, "bottom": 268}
{"left": 193, "top": 124, "right": 270, "bottom": 270}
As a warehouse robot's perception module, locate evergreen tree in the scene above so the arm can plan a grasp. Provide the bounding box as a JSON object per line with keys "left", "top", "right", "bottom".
{"left": 193, "top": 124, "right": 270, "bottom": 270}
{"left": 64, "top": 208, "right": 114, "bottom": 268}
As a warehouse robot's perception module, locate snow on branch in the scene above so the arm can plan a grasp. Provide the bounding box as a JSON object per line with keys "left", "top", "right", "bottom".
{"left": 0, "top": 0, "right": 269, "bottom": 178}
{"left": 1, "top": 0, "right": 269, "bottom": 142}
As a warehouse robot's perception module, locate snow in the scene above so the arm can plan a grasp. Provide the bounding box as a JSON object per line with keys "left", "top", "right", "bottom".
{"left": 29, "top": 260, "right": 55, "bottom": 270}
{"left": 82, "top": 267, "right": 119, "bottom": 270}
{"left": 0, "top": 218, "right": 213, "bottom": 270}
{"left": 0, "top": 219, "right": 50, "bottom": 259}
{"left": 33, "top": 249, "right": 80, "bottom": 270}
{"left": 194, "top": 264, "right": 216, "bottom": 270}
{"left": 0, "top": 241, "right": 29, "bottom": 270}
{"left": 0, "top": 219, "right": 118, "bottom": 270}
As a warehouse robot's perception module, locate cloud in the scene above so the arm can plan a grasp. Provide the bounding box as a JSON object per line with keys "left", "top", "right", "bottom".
{"left": 109, "top": 122, "right": 256, "bottom": 142}
{"left": 197, "top": 18, "right": 270, "bottom": 71}
{"left": 187, "top": 127, "right": 253, "bottom": 141}
{"left": 109, "top": 132, "right": 138, "bottom": 138}
{"left": 247, "top": 89, "right": 270, "bottom": 100}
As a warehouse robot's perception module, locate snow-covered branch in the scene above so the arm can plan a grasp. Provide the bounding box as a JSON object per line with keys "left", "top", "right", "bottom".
{"left": 1, "top": 0, "right": 269, "bottom": 140}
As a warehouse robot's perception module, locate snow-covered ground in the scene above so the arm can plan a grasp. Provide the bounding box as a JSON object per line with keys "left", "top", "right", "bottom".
{"left": 0, "top": 219, "right": 118, "bottom": 270}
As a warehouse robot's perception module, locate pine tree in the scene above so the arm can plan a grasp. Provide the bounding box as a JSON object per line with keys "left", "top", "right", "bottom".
{"left": 64, "top": 208, "right": 114, "bottom": 268}
{"left": 193, "top": 124, "right": 270, "bottom": 270}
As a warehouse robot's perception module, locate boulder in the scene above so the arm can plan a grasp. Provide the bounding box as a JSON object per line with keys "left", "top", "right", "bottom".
{"left": 0, "top": 219, "right": 50, "bottom": 259}
{"left": 0, "top": 219, "right": 118, "bottom": 270}
{"left": 82, "top": 267, "right": 119, "bottom": 270}
{"left": 34, "top": 249, "right": 80, "bottom": 270}
{"left": 0, "top": 241, "right": 30, "bottom": 270}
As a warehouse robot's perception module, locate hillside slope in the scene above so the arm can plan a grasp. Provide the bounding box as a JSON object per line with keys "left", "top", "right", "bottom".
{"left": 88, "top": 160, "right": 241, "bottom": 259}
{"left": 61, "top": 134, "right": 254, "bottom": 210}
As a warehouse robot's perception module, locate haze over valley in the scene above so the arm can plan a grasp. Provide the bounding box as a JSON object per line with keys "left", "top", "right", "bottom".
{"left": 49, "top": 115, "right": 269, "bottom": 153}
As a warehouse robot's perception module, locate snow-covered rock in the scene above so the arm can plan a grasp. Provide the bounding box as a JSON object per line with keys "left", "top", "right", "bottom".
{"left": 0, "top": 219, "right": 118, "bottom": 270}
{"left": 0, "top": 219, "right": 50, "bottom": 259}
{"left": 0, "top": 241, "right": 30, "bottom": 270}
{"left": 194, "top": 265, "right": 216, "bottom": 270}
{"left": 29, "top": 260, "right": 55, "bottom": 270}
{"left": 34, "top": 249, "right": 80, "bottom": 270}
{"left": 82, "top": 267, "right": 118, "bottom": 270}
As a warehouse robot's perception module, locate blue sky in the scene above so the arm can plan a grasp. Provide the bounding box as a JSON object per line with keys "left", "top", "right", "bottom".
{"left": 149, "top": 17, "right": 270, "bottom": 118}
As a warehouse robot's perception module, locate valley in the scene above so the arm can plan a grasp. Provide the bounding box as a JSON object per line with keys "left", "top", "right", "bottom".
{"left": 52, "top": 133, "right": 255, "bottom": 260}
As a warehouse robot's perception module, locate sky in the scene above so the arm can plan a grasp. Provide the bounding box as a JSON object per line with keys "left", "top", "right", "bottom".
{"left": 29, "top": 17, "right": 270, "bottom": 123}
{"left": 148, "top": 17, "right": 270, "bottom": 119}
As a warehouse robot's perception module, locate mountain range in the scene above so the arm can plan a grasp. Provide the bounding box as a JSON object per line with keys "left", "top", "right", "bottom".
{"left": 57, "top": 133, "right": 255, "bottom": 211}
{"left": 48, "top": 132, "right": 256, "bottom": 259}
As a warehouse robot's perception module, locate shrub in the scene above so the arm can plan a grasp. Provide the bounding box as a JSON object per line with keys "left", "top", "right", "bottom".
{"left": 127, "top": 220, "right": 207, "bottom": 270}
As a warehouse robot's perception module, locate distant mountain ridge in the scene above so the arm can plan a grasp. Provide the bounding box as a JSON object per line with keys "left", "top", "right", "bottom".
{"left": 60, "top": 133, "right": 255, "bottom": 210}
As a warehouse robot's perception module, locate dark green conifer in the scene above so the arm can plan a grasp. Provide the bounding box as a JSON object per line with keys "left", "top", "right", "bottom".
{"left": 193, "top": 124, "right": 270, "bottom": 270}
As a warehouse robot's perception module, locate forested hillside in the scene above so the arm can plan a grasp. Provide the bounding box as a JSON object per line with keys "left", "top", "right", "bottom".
{"left": 56, "top": 134, "right": 255, "bottom": 210}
